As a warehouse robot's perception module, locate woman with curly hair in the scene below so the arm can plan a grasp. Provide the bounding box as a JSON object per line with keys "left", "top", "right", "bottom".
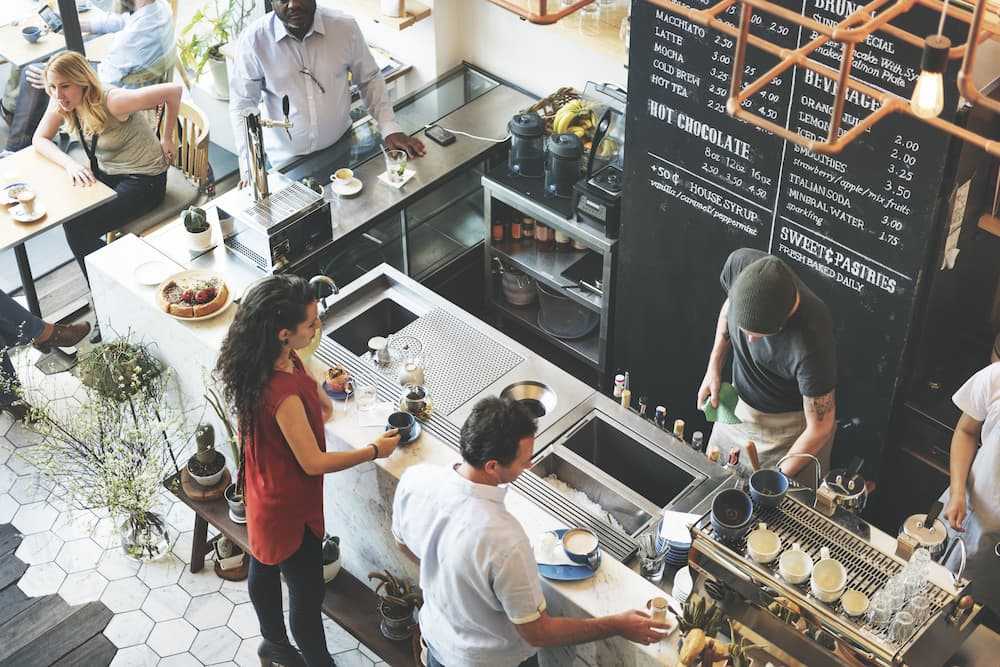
{"left": 216, "top": 275, "right": 400, "bottom": 667}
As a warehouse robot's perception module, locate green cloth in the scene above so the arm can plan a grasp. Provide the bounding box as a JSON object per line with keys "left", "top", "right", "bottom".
{"left": 703, "top": 383, "right": 742, "bottom": 424}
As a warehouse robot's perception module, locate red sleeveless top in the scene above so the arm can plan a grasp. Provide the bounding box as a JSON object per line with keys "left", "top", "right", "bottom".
{"left": 243, "top": 352, "right": 326, "bottom": 565}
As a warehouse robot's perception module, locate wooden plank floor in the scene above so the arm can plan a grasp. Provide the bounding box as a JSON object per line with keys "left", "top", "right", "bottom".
{"left": 0, "top": 524, "right": 115, "bottom": 667}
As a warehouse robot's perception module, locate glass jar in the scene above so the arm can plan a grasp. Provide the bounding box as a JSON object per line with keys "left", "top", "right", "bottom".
{"left": 535, "top": 223, "right": 554, "bottom": 250}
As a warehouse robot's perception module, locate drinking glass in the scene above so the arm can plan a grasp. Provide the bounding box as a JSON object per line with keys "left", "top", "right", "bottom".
{"left": 384, "top": 149, "right": 408, "bottom": 185}
{"left": 355, "top": 383, "right": 378, "bottom": 416}
{"left": 908, "top": 595, "right": 931, "bottom": 625}
{"left": 890, "top": 610, "right": 915, "bottom": 643}
{"left": 884, "top": 578, "right": 906, "bottom": 612}
{"left": 638, "top": 553, "right": 665, "bottom": 583}
{"left": 867, "top": 591, "right": 893, "bottom": 627}
{"left": 902, "top": 569, "right": 924, "bottom": 597}
{"left": 909, "top": 548, "right": 932, "bottom": 579}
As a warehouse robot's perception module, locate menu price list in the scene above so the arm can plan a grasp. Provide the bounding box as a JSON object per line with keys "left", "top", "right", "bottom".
{"left": 638, "top": 0, "right": 959, "bottom": 306}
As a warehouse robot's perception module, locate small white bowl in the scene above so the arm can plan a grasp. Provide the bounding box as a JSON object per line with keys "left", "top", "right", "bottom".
{"left": 841, "top": 589, "right": 869, "bottom": 617}
{"left": 811, "top": 547, "right": 847, "bottom": 603}
{"left": 778, "top": 542, "right": 814, "bottom": 584}
{"left": 746, "top": 522, "right": 782, "bottom": 564}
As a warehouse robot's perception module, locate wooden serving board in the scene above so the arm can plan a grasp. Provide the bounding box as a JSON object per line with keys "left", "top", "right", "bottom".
{"left": 181, "top": 467, "right": 230, "bottom": 501}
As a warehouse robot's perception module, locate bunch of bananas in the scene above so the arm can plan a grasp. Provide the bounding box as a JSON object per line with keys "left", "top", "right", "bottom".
{"left": 552, "top": 99, "right": 597, "bottom": 139}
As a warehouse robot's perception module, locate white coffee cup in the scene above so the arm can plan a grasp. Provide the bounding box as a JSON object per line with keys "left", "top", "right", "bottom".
{"left": 17, "top": 189, "right": 36, "bottom": 215}
{"left": 331, "top": 168, "right": 354, "bottom": 188}
{"left": 811, "top": 547, "right": 847, "bottom": 603}
{"left": 746, "top": 522, "right": 782, "bottom": 564}
{"left": 778, "top": 543, "right": 813, "bottom": 584}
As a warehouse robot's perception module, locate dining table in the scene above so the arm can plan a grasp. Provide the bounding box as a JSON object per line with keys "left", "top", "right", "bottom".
{"left": 0, "top": 147, "right": 116, "bottom": 316}
{"left": 0, "top": 0, "right": 115, "bottom": 69}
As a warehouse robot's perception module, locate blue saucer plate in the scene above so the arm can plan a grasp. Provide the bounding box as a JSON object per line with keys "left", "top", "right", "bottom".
{"left": 386, "top": 420, "right": 421, "bottom": 445}
{"left": 536, "top": 529, "right": 601, "bottom": 581}
{"left": 323, "top": 381, "right": 353, "bottom": 400}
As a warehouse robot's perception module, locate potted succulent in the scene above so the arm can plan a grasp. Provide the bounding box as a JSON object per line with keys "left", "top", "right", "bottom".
{"left": 214, "top": 535, "right": 245, "bottom": 571}
{"left": 186, "top": 423, "right": 226, "bottom": 487}
{"left": 322, "top": 535, "right": 341, "bottom": 583}
{"left": 177, "top": 0, "right": 254, "bottom": 100}
{"left": 205, "top": 385, "right": 245, "bottom": 524}
{"left": 369, "top": 570, "right": 422, "bottom": 640}
{"left": 183, "top": 207, "right": 212, "bottom": 252}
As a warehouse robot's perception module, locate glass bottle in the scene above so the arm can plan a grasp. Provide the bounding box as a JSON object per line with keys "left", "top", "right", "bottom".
{"left": 491, "top": 216, "right": 505, "bottom": 243}
{"left": 535, "top": 223, "right": 554, "bottom": 250}
{"left": 554, "top": 229, "right": 571, "bottom": 250}
{"left": 510, "top": 217, "right": 522, "bottom": 242}
{"left": 521, "top": 217, "right": 535, "bottom": 240}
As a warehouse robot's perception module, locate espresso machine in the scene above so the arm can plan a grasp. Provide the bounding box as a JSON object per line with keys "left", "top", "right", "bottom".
{"left": 218, "top": 95, "right": 332, "bottom": 274}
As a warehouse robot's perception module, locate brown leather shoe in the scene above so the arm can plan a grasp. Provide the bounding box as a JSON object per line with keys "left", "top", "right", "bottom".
{"left": 33, "top": 321, "right": 92, "bottom": 353}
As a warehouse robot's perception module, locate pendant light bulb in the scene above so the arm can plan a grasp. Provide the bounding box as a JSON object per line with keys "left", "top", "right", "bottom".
{"left": 911, "top": 34, "right": 951, "bottom": 119}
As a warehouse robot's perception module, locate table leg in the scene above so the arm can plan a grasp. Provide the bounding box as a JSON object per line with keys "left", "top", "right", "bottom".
{"left": 191, "top": 514, "right": 209, "bottom": 573}
{"left": 13, "top": 243, "right": 41, "bottom": 317}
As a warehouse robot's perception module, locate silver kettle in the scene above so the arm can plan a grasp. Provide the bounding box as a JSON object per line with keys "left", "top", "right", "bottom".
{"left": 897, "top": 500, "right": 968, "bottom": 584}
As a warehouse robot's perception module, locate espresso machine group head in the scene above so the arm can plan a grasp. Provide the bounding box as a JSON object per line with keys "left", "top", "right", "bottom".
{"left": 244, "top": 94, "right": 293, "bottom": 202}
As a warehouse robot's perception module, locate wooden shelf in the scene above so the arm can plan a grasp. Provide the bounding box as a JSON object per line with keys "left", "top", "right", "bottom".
{"left": 332, "top": 0, "right": 432, "bottom": 31}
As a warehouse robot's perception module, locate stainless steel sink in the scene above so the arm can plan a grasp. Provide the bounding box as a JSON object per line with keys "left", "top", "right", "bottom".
{"left": 325, "top": 298, "right": 418, "bottom": 356}
{"left": 500, "top": 380, "right": 557, "bottom": 419}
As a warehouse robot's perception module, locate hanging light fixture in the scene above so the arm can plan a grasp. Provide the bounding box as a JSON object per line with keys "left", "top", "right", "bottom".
{"left": 911, "top": 0, "right": 952, "bottom": 119}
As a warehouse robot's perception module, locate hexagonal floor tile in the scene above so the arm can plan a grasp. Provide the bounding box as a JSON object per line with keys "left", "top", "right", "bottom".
{"left": 157, "top": 653, "right": 202, "bottom": 667}
{"left": 147, "top": 618, "right": 197, "bottom": 657}
{"left": 97, "top": 548, "right": 141, "bottom": 581}
{"left": 190, "top": 626, "right": 242, "bottom": 664}
{"left": 0, "top": 439, "right": 12, "bottom": 465}
{"left": 171, "top": 530, "right": 195, "bottom": 565}
{"left": 17, "top": 562, "right": 66, "bottom": 596}
{"left": 11, "top": 501, "right": 58, "bottom": 534}
{"left": 233, "top": 637, "right": 262, "bottom": 667}
{"left": 142, "top": 583, "right": 191, "bottom": 621}
{"left": 100, "top": 577, "right": 150, "bottom": 613}
{"left": 92, "top": 516, "right": 119, "bottom": 549}
{"left": 103, "top": 610, "right": 154, "bottom": 648}
{"left": 15, "top": 530, "right": 64, "bottom": 565}
{"left": 0, "top": 464, "right": 16, "bottom": 493}
{"left": 108, "top": 644, "right": 159, "bottom": 666}
{"left": 55, "top": 538, "right": 104, "bottom": 573}
{"left": 0, "top": 493, "right": 16, "bottom": 523}
{"left": 59, "top": 570, "right": 108, "bottom": 606}
{"left": 8, "top": 473, "right": 52, "bottom": 504}
{"left": 220, "top": 579, "right": 250, "bottom": 605}
{"left": 178, "top": 566, "right": 223, "bottom": 596}
{"left": 358, "top": 643, "right": 380, "bottom": 662}
{"left": 166, "top": 502, "right": 195, "bottom": 533}
{"left": 322, "top": 617, "right": 360, "bottom": 655}
{"left": 5, "top": 448, "right": 40, "bottom": 476}
{"left": 6, "top": 420, "right": 44, "bottom": 448}
{"left": 227, "top": 602, "right": 261, "bottom": 639}
{"left": 184, "top": 591, "right": 234, "bottom": 629}
{"left": 137, "top": 552, "right": 185, "bottom": 588}
{"left": 330, "top": 649, "right": 375, "bottom": 667}
{"left": 51, "top": 508, "right": 98, "bottom": 541}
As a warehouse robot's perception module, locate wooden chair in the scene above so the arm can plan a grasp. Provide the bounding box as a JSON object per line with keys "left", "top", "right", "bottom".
{"left": 163, "top": 100, "right": 211, "bottom": 191}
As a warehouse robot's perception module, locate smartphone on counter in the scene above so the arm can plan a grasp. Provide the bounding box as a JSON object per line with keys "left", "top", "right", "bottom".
{"left": 426, "top": 125, "right": 456, "bottom": 146}
{"left": 38, "top": 5, "right": 64, "bottom": 33}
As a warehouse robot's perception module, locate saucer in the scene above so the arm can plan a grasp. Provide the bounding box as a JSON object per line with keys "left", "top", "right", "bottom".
{"left": 323, "top": 381, "right": 353, "bottom": 401}
{"left": 133, "top": 260, "right": 174, "bottom": 286}
{"left": 11, "top": 204, "right": 46, "bottom": 223}
{"left": 386, "top": 420, "right": 421, "bottom": 445}
{"left": 332, "top": 177, "right": 363, "bottom": 197}
{"left": 1, "top": 182, "right": 28, "bottom": 205}
{"left": 536, "top": 529, "right": 601, "bottom": 581}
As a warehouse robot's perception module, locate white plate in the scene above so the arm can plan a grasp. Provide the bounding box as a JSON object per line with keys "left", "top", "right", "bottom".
{"left": 10, "top": 203, "right": 46, "bottom": 223}
{"left": 133, "top": 260, "right": 174, "bottom": 286}
{"left": 157, "top": 270, "right": 234, "bottom": 322}
{"left": 332, "top": 177, "right": 363, "bottom": 197}
{"left": 1, "top": 182, "right": 28, "bottom": 206}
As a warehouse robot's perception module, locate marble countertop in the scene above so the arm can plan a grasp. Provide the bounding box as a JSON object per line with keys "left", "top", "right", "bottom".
{"left": 317, "top": 392, "right": 685, "bottom": 664}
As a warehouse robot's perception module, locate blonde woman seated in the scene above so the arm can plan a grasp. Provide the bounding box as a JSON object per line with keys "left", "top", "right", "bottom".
{"left": 32, "top": 51, "right": 181, "bottom": 288}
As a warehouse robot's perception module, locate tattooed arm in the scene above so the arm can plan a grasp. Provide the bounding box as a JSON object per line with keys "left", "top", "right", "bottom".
{"left": 780, "top": 390, "right": 836, "bottom": 478}
{"left": 697, "top": 299, "right": 732, "bottom": 410}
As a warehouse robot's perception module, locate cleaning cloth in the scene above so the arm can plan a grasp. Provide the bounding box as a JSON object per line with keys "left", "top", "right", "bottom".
{"left": 702, "top": 382, "right": 742, "bottom": 424}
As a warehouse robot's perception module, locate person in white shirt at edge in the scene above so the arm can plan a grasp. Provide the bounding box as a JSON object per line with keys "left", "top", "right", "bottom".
{"left": 229, "top": 0, "right": 425, "bottom": 184}
{"left": 392, "top": 397, "right": 670, "bottom": 667}
{"left": 940, "top": 352, "right": 1000, "bottom": 629}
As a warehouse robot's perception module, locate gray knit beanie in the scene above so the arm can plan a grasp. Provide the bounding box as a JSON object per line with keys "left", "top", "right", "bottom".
{"left": 729, "top": 256, "right": 797, "bottom": 335}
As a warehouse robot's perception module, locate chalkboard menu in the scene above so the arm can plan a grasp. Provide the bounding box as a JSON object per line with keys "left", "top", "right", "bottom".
{"left": 616, "top": 0, "right": 965, "bottom": 473}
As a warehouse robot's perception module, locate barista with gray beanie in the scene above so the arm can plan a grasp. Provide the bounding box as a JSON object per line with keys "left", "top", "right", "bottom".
{"left": 392, "top": 397, "right": 669, "bottom": 667}
{"left": 698, "top": 248, "right": 838, "bottom": 483}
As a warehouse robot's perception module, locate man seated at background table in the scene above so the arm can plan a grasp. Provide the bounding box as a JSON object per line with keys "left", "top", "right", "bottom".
{"left": 392, "top": 397, "right": 669, "bottom": 667}
{"left": 3, "top": 0, "right": 174, "bottom": 154}
{"left": 229, "top": 0, "right": 424, "bottom": 185}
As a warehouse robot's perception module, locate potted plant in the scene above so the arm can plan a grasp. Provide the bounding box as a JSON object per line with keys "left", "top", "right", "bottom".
{"left": 186, "top": 423, "right": 226, "bottom": 487}
{"left": 322, "top": 535, "right": 341, "bottom": 583}
{"left": 368, "top": 570, "right": 422, "bottom": 640}
{"left": 10, "top": 335, "right": 191, "bottom": 561}
{"left": 183, "top": 207, "right": 212, "bottom": 252}
{"left": 177, "top": 0, "right": 254, "bottom": 100}
{"left": 205, "top": 384, "right": 245, "bottom": 524}
{"left": 214, "top": 535, "right": 245, "bottom": 570}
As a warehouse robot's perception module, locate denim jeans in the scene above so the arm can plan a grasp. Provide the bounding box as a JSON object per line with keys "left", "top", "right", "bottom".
{"left": 426, "top": 645, "right": 539, "bottom": 667}
{"left": 0, "top": 291, "right": 45, "bottom": 406}
{"left": 64, "top": 170, "right": 167, "bottom": 283}
{"left": 248, "top": 528, "right": 334, "bottom": 667}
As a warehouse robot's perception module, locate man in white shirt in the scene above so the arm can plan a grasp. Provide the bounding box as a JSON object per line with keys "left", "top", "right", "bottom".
{"left": 392, "top": 397, "right": 669, "bottom": 667}
{"left": 229, "top": 0, "right": 424, "bottom": 183}
{"left": 5, "top": 0, "right": 174, "bottom": 152}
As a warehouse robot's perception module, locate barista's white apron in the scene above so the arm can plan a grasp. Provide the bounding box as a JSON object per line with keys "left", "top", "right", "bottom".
{"left": 708, "top": 400, "right": 831, "bottom": 487}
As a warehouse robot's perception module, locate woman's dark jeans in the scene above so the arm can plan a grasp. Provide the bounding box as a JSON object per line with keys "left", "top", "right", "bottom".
{"left": 63, "top": 170, "right": 167, "bottom": 283}
{"left": 426, "top": 645, "right": 539, "bottom": 667}
{"left": 248, "top": 528, "right": 334, "bottom": 667}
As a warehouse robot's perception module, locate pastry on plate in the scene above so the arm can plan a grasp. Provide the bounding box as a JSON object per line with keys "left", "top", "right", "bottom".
{"left": 325, "top": 365, "right": 351, "bottom": 393}
{"left": 158, "top": 275, "right": 229, "bottom": 318}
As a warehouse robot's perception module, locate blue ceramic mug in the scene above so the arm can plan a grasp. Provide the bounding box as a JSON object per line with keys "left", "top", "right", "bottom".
{"left": 22, "top": 26, "right": 43, "bottom": 43}
{"left": 749, "top": 469, "right": 789, "bottom": 509}
{"left": 386, "top": 411, "right": 415, "bottom": 441}
{"left": 562, "top": 527, "right": 600, "bottom": 568}
{"left": 711, "top": 488, "right": 754, "bottom": 542}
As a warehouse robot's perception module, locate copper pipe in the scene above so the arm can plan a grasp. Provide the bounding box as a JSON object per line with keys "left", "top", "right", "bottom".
{"left": 958, "top": 0, "right": 1000, "bottom": 114}
{"left": 827, "top": 41, "right": 858, "bottom": 142}
{"left": 483, "top": 0, "right": 594, "bottom": 24}
{"left": 728, "top": 3, "right": 754, "bottom": 110}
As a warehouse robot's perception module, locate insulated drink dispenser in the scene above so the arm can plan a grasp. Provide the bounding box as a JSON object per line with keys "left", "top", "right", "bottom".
{"left": 508, "top": 112, "right": 545, "bottom": 178}
{"left": 545, "top": 133, "right": 583, "bottom": 198}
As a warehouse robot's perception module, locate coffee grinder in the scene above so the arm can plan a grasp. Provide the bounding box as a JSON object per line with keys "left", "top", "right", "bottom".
{"left": 573, "top": 108, "right": 623, "bottom": 238}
